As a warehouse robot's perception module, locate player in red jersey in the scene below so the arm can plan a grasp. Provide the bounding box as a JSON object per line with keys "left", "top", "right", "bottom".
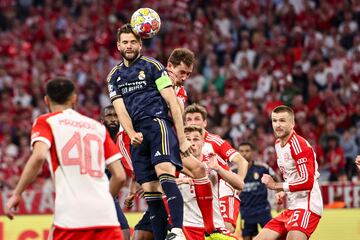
{"left": 184, "top": 103, "right": 249, "bottom": 232}
{"left": 5, "top": 77, "right": 126, "bottom": 240}
{"left": 256, "top": 105, "right": 323, "bottom": 240}
{"left": 180, "top": 125, "right": 243, "bottom": 240}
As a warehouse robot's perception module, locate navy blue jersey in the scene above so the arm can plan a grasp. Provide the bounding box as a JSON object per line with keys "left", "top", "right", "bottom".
{"left": 240, "top": 163, "right": 272, "bottom": 219}
{"left": 107, "top": 55, "right": 172, "bottom": 125}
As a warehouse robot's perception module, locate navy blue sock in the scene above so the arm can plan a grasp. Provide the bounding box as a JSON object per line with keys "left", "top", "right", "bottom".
{"left": 144, "top": 192, "right": 168, "bottom": 240}
{"left": 159, "top": 174, "right": 184, "bottom": 229}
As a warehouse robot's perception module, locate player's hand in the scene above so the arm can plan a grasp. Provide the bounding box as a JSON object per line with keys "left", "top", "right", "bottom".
{"left": 180, "top": 139, "right": 192, "bottom": 157}
{"left": 130, "top": 132, "right": 143, "bottom": 147}
{"left": 206, "top": 153, "right": 220, "bottom": 172}
{"left": 5, "top": 194, "right": 21, "bottom": 220}
{"left": 124, "top": 193, "right": 136, "bottom": 209}
{"left": 276, "top": 191, "right": 286, "bottom": 205}
{"left": 261, "top": 174, "right": 276, "bottom": 190}
{"left": 355, "top": 155, "right": 360, "bottom": 170}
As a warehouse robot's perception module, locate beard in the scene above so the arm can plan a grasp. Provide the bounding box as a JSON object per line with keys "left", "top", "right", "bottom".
{"left": 275, "top": 128, "right": 291, "bottom": 139}
{"left": 106, "top": 125, "right": 120, "bottom": 141}
{"left": 120, "top": 48, "right": 140, "bottom": 62}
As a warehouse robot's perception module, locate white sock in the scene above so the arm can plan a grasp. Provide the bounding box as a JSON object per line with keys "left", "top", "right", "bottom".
{"left": 171, "top": 227, "right": 183, "bottom": 235}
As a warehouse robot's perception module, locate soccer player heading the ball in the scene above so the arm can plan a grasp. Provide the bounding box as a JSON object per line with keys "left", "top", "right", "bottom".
{"left": 108, "top": 23, "right": 190, "bottom": 240}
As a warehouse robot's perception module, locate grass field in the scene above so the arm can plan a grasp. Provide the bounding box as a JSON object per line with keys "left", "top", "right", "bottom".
{"left": 125, "top": 209, "right": 360, "bottom": 240}
{"left": 1, "top": 209, "right": 359, "bottom": 239}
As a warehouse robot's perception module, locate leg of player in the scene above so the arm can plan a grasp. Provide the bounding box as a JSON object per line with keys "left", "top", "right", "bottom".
{"left": 133, "top": 210, "right": 155, "bottom": 240}
{"left": 141, "top": 181, "right": 169, "bottom": 240}
{"left": 181, "top": 155, "right": 216, "bottom": 235}
{"left": 286, "top": 230, "right": 308, "bottom": 240}
{"left": 133, "top": 230, "right": 155, "bottom": 240}
{"left": 254, "top": 228, "right": 282, "bottom": 240}
{"left": 114, "top": 197, "right": 130, "bottom": 240}
{"left": 154, "top": 162, "right": 185, "bottom": 239}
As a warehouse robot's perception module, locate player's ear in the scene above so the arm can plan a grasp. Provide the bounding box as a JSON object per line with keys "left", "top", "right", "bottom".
{"left": 117, "top": 41, "right": 121, "bottom": 51}
{"left": 204, "top": 119, "right": 208, "bottom": 128}
{"left": 71, "top": 94, "right": 77, "bottom": 107}
{"left": 44, "top": 96, "right": 50, "bottom": 108}
{"left": 167, "top": 61, "right": 173, "bottom": 70}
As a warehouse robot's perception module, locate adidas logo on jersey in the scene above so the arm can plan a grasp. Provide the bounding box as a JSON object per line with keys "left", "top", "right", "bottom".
{"left": 154, "top": 151, "right": 161, "bottom": 157}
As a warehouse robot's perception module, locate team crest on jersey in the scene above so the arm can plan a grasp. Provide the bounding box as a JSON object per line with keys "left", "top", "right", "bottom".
{"left": 138, "top": 70, "right": 146, "bottom": 80}
{"left": 284, "top": 153, "right": 290, "bottom": 161}
{"left": 253, "top": 172, "right": 260, "bottom": 180}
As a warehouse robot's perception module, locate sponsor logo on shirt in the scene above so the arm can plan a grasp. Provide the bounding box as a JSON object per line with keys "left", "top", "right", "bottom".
{"left": 31, "top": 132, "right": 40, "bottom": 139}
{"left": 226, "top": 149, "right": 236, "bottom": 157}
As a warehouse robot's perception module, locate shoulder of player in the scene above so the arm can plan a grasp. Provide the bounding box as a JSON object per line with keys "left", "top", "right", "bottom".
{"left": 34, "top": 111, "right": 62, "bottom": 124}
{"left": 140, "top": 55, "right": 165, "bottom": 70}
{"left": 204, "top": 132, "right": 225, "bottom": 145}
{"left": 106, "top": 63, "right": 123, "bottom": 82}
{"left": 289, "top": 132, "right": 311, "bottom": 155}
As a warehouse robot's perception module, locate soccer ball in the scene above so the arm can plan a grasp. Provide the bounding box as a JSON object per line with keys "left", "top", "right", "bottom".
{"left": 130, "top": 8, "right": 161, "bottom": 39}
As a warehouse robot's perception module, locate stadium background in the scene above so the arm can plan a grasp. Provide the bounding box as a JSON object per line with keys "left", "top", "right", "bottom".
{"left": 0, "top": 0, "right": 359, "bottom": 239}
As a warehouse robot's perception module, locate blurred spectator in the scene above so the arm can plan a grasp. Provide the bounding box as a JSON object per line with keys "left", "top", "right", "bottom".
{"left": 340, "top": 130, "right": 358, "bottom": 179}
{"left": 325, "top": 135, "right": 346, "bottom": 182}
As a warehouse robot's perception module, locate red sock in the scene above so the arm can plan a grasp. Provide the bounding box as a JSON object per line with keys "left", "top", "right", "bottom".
{"left": 193, "top": 177, "right": 214, "bottom": 234}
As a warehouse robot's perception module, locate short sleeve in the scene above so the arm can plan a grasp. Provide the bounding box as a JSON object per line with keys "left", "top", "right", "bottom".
{"left": 104, "top": 129, "right": 122, "bottom": 165}
{"left": 31, "top": 116, "right": 53, "bottom": 149}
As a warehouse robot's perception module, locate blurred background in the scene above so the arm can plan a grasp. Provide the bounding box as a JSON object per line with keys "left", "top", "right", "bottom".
{"left": 0, "top": 0, "right": 359, "bottom": 239}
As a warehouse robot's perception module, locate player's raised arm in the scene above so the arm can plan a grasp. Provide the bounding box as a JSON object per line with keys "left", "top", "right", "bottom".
{"left": 206, "top": 153, "right": 244, "bottom": 190}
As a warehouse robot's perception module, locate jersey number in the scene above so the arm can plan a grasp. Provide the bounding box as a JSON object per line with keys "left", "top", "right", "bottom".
{"left": 61, "top": 132, "right": 103, "bottom": 177}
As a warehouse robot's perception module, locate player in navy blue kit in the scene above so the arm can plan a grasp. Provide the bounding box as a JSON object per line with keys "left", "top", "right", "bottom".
{"left": 238, "top": 142, "right": 273, "bottom": 240}
{"left": 108, "top": 24, "right": 190, "bottom": 240}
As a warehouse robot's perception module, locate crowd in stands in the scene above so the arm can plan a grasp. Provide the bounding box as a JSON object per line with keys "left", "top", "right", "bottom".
{"left": 0, "top": 0, "right": 360, "bottom": 191}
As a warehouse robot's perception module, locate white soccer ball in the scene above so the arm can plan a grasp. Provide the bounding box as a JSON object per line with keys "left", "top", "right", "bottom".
{"left": 130, "top": 8, "right": 161, "bottom": 39}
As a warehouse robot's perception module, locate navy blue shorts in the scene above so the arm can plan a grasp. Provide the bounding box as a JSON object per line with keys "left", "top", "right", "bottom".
{"left": 241, "top": 212, "right": 272, "bottom": 237}
{"left": 134, "top": 210, "right": 153, "bottom": 232}
{"left": 132, "top": 118, "right": 182, "bottom": 184}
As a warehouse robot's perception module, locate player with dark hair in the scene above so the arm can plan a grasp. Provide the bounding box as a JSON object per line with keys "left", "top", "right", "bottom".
{"left": 5, "top": 77, "right": 126, "bottom": 240}
{"left": 110, "top": 24, "right": 229, "bottom": 239}
{"left": 256, "top": 105, "right": 323, "bottom": 240}
{"left": 100, "top": 105, "right": 132, "bottom": 240}
{"left": 108, "top": 24, "right": 190, "bottom": 240}
{"left": 184, "top": 103, "right": 249, "bottom": 233}
{"left": 238, "top": 142, "right": 273, "bottom": 240}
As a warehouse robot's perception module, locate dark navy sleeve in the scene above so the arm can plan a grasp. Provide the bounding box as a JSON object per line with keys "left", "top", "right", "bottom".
{"left": 107, "top": 65, "right": 122, "bottom": 102}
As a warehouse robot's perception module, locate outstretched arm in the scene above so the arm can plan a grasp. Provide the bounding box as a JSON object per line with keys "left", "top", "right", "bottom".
{"left": 5, "top": 141, "right": 48, "bottom": 219}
